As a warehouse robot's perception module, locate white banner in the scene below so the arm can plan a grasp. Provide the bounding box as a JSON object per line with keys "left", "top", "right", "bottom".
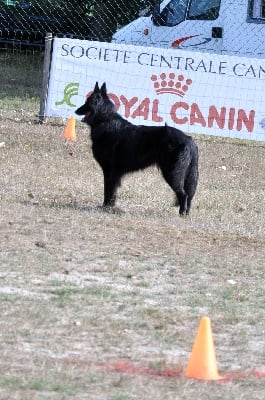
{"left": 46, "top": 38, "right": 265, "bottom": 141}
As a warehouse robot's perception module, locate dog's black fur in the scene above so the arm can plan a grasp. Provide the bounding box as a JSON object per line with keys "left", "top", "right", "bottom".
{"left": 76, "top": 82, "right": 199, "bottom": 215}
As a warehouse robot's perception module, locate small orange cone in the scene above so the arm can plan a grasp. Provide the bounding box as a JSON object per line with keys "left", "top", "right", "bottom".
{"left": 185, "top": 317, "right": 222, "bottom": 380}
{"left": 63, "top": 116, "right": 76, "bottom": 142}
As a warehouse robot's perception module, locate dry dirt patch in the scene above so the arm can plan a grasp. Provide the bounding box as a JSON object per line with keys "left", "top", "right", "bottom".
{"left": 0, "top": 117, "right": 264, "bottom": 399}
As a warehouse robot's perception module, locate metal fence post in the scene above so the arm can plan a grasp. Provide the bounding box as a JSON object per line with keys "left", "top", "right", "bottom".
{"left": 39, "top": 32, "right": 53, "bottom": 124}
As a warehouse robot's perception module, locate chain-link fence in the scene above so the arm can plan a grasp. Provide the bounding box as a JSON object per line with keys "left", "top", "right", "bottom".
{"left": 0, "top": 0, "right": 157, "bottom": 50}
{"left": 1, "top": 1, "right": 265, "bottom": 55}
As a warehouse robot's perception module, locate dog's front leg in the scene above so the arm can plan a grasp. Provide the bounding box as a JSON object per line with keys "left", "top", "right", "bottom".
{"left": 103, "top": 170, "right": 121, "bottom": 207}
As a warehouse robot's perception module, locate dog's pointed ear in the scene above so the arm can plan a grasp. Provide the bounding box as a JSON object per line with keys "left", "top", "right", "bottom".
{"left": 100, "top": 82, "right": 107, "bottom": 95}
{"left": 94, "top": 82, "right": 100, "bottom": 92}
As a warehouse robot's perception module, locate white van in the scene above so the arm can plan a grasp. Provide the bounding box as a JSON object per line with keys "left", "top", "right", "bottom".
{"left": 112, "top": 0, "right": 265, "bottom": 57}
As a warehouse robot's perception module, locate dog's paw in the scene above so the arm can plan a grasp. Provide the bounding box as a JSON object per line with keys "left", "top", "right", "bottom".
{"left": 179, "top": 209, "right": 189, "bottom": 217}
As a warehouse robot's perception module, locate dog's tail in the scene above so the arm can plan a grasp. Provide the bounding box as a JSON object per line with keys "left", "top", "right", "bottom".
{"left": 165, "top": 122, "right": 198, "bottom": 174}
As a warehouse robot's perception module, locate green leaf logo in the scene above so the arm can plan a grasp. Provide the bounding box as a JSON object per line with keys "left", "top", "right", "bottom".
{"left": 55, "top": 83, "right": 80, "bottom": 107}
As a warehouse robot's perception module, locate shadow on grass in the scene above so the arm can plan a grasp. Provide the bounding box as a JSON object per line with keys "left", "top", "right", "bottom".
{"left": 21, "top": 199, "right": 125, "bottom": 215}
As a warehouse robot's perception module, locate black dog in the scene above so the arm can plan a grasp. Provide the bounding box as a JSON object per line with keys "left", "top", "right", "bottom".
{"left": 76, "top": 82, "right": 199, "bottom": 215}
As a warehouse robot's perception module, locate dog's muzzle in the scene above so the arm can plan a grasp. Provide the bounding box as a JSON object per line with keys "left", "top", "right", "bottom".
{"left": 81, "top": 112, "right": 90, "bottom": 122}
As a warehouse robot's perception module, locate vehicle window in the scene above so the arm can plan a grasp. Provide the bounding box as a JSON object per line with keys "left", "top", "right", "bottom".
{"left": 188, "top": 0, "right": 221, "bottom": 20}
{"left": 160, "top": 0, "right": 189, "bottom": 26}
{"left": 250, "top": 0, "right": 265, "bottom": 18}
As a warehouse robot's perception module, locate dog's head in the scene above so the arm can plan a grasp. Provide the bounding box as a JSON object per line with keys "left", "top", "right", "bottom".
{"left": 75, "top": 82, "right": 108, "bottom": 124}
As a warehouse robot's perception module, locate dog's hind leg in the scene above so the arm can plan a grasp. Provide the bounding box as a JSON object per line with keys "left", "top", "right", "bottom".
{"left": 103, "top": 170, "right": 121, "bottom": 207}
{"left": 175, "top": 189, "right": 188, "bottom": 216}
{"left": 161, "top": 168, "right": 188, "bottom": 216}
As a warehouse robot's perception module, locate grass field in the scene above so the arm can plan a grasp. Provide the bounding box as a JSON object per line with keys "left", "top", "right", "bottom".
{"left": 0, "top": 52, "right": 264, "bottom": 399}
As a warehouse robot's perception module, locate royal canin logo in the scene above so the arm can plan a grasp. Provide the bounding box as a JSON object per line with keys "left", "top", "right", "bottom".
{"left": 151, "top": 73, "right": 192, "bottom": 97}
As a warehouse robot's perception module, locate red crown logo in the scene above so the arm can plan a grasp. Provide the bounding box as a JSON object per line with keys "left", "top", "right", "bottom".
{"left": 151, "top": 73, "right": 192, "bottom": 97}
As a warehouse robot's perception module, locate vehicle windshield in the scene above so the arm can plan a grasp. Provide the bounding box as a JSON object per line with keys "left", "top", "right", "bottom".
{"left": 188, "top": 0, "right": 221, "bottom": 20}
{"left": 160, "top": 0, "right": 221, "bottom": 26}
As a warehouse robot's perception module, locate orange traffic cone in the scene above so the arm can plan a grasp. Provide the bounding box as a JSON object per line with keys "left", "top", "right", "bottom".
{"left": 185, "top": 317, "right": 222, "bottom": 380}
{"left": 63, "top": 116, "right": 76, "bottom": 142}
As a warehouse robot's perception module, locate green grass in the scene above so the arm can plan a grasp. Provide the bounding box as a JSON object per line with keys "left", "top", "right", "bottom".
{"left": 0, "top": 51, "right": 42, "bottom": 114}
{"left": 0, "top": 375, "right": 87, "bottom": 395}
